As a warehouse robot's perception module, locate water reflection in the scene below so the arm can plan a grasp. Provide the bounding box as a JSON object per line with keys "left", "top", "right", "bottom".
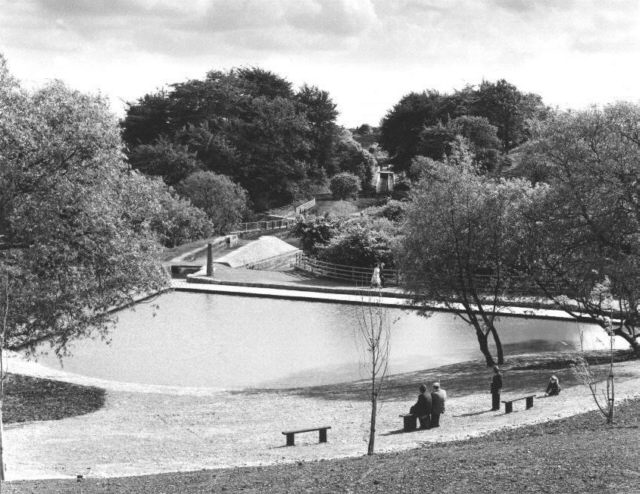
{"left": 38, "top": 292, "right": 622, "bottom": 389}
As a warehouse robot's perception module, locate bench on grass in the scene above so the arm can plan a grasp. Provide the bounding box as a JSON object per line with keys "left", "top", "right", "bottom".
{"left": 282, "top": 426, "right": 331, "bottom": 446}
{"left": 400, "top": 414, "right": 417, "bottom": 431}
{"left": 502, "top": 395, "right": 535, "bottom": 414}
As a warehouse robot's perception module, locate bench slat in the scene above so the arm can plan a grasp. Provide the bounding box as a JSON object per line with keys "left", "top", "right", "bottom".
{"left": 501, "top": 395, "right": 535, "bottom": 403}
{"left": 282, "top": 426, "right": 331, "bottom": 435}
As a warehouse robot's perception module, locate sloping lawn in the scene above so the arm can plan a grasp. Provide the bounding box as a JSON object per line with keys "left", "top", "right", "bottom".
{"left": 5, "top": 391, "right": 639, "bottom": 493}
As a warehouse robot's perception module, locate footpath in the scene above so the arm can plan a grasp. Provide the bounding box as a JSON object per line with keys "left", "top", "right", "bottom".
{"left": 172, "top": 263, "right": 578, "bottom": 321}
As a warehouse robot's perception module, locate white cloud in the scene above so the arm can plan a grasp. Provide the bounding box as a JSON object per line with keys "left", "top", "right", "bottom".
{"left": 1, "top": 0, "right": 640, "bottom": 126}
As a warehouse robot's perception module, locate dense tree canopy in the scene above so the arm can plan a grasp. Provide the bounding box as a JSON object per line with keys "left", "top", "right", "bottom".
{"left": 519, "top": 103, "right": 640, "bottom": 356}
{"left": 400, "top": 140, "right": 544, "bottom": 365}
{"left": 122, "top": 67, "right": 340, "bottom": 210}
{"left": 379, "top": 80, "right": 546, "bottom": 172}
{"left": 330, "top": 172, "right": 361, "bottom": 200}
{"left": 0, "top": 57, "right": 172, "bottom": 356}
{"left": 177, "top": 171, "right": 249, "bottom": 234}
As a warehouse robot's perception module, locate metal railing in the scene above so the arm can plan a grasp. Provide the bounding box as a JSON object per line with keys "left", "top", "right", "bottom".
{"left": 295, "top": 198, "right": 316, "bottom": 215}
{"left": 294, "top": 254, "right": 570, "bottom": 296}
{"left": 294, "top": 254, "right": 400, "bottom": 286}
{"left": 228, "top": 218, "right": 297, "bottom": 236}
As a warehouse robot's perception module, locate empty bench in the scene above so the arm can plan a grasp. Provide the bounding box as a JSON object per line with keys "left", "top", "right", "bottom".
{"left": 282, "top": 426, "right": 331, "bottom": 446}
{"left": 502, "top": 395, "right": 535, "bottom": 414}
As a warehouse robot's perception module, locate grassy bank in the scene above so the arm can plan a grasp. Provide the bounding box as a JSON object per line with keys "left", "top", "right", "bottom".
{"left": 4, "top": 353, "right": 639, "bottom": 493}
{"left": 5, "top": 396, "right": 639, "bottom": 493}
{"left": 3, "top": 374, "right": 105, "bottom": 424}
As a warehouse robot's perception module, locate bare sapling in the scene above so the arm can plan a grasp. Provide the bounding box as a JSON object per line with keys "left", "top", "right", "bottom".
{"left": 572, "top": 318, "right": 616, "bottom": 424}
{"left": 0, "top": 275, "right": 8, "bottom": 483}
{"left": 356, "top": 293, "right": 392, "bottom": 455}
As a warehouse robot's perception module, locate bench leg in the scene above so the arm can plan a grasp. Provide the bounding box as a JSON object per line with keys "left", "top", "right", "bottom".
{"left": 403, "top": 415, "right": 417, "bottom": 431}
{"left": 504, "top": 402, "right": 513, "bottom": 414}
{"left": 526, "top": 397, "right": 534, "bottom": 409}
{"left": 286, "top": 433, "right": 295, "bottom": 446}
{"left": 319, "top": 429, "right": 327, "bottom": 443}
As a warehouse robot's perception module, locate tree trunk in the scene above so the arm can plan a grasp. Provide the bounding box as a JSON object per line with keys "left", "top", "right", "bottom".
{"left": 474, "top": 324, "right": 496, "bottom": 367}
{"left": 0, "top": 398, "right": 4, "bottom": 482}
{"left": 368, "top": 391, "right": 377, "bottom": 456}
{"left": 614, "top": 328, "right": 640, "bottom": 358}
{"left": 488, "top": 323, "right": 505, "bottom": 365}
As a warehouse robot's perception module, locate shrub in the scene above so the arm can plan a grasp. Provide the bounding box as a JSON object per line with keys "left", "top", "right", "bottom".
{"left": 318, "top": 222, "right": 396, "bottom": 268}
{"left": 330, "top": 172, "right": 361, "bottom": 200}
{"left": 177, "top": 171, "right": 249, "bottom": 233}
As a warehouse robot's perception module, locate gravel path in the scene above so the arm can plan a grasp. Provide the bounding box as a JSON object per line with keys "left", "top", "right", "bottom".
{"left": 5, "top": 352, "right": 640, "bottom": 482}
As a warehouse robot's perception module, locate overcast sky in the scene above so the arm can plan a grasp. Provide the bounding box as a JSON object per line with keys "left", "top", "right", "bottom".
{"left": 1, "top": 0, "right": 640, "bottom": 127}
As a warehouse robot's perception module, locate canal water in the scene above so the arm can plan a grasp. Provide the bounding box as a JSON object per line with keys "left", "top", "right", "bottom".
{"left": 38, "top": 292, "right": 620, "bottom": 389}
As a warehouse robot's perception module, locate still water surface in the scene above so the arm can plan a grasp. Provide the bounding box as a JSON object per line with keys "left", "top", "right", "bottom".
{"left": 39, "top": 292, "right": 621, "bottom": 389}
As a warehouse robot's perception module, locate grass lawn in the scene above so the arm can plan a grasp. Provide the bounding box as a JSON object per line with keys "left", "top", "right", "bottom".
{"left": 5, "top": 397, "right": 639, "bottom": 493}
{"left": 4, "top": 353, "right": 639, "bottom": 493}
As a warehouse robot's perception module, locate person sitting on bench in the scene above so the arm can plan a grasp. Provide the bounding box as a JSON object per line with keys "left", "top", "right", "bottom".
{"left": 545, "top": 375, "right": 561, "bottom": 396}
{"left": 409, "top": 384, "right": 432, "bottom": 429}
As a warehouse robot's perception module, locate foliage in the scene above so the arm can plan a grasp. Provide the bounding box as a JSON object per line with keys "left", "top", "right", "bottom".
{"left": 318, "top": 221, "right": 397, "bottom": 268}
{"left": 128, "top": 137, "right": 202, "bottom": 186}
{"left": 291, "top": 217, "right": 342, "bottom": 256}
{"left": 400, "top": 140, "right": 545, "bottom": 366}
{"left": 324, "top": 200, "right": 358, "bottom": 218}
{"left": 379, "top": 90, "right": 464, "bottom": 172}
{"left": 121, "top": 173, "right": 214, "bottom": 248}
{"left": 379, "top": 80, "right": 546, "bottom": 172}
{"left": 0, "top": 57, "right": 168, "bottom": 356}
{"left": 366, "top": 200, "right": 408, "bottom": 223}
{"left": 471, "top": 79, "right": 547, "bottom": 151}
{"left": 122, "top": 67, "right": 340, "bottom": 210}
{"left": 331, "top": 128, "right": 376, "bottom": 188}
{"left": 330, "top": 172, "right": 361, "bottom": 200}
{"left": 519, "top": 103, "right": 640, "bottom": 357}
{"left": 177, "top": 171, "right": 249, "bottom": 234}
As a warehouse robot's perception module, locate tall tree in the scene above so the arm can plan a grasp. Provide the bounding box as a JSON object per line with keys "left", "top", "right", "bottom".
{"left": 122, "top": 68, "right": 339, "bottom": 210}
{"left": 177, "top": 171, "right": 249, "bottom": 234}
{"left": 379, "top": 91, "right": 464, "bottom": 172}
{"left": 0, "top": 57, "right": 168, "bottom": 356}
{"left": 401, "top": 140, "right": 544, "bottom": 366}
{"left": 470, "top": 79, "right": 546, "bottom": 151}
{"left": 519, "top": 103, "right": 640, "bottom": 357}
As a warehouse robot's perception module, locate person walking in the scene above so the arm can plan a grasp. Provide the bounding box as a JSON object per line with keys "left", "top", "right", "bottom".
{"left": 370, "top": 263, "right": 381, "bottom": 288}
{"left": 430, "top": 382, "right": 447, "bottom": 428}
{"left": 409, "top": 384, "right": 432, "bottom": 429}
{"left": 490, "top": 366, "right": 503, "bottom": 411}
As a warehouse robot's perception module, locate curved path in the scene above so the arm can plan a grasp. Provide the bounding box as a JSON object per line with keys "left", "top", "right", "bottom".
{"left": 5, "top": 351, "right": 640, "bottom": 481}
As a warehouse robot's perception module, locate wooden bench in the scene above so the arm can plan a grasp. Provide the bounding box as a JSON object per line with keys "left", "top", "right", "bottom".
{"left": 399, "top": 414, "right": 417, "bottom": 431}
{"left": 282, "top": 426, "right": 331, "bottom": 446}
{"left": 502, "top": 395, "right": 535, "bottom": 414}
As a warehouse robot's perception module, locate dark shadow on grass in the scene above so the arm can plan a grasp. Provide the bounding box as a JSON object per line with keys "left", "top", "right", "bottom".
{"left": 455, "top": 409, "right": 495, "bottom": 418}
{"left": 236, "top": 350, "right": 638, "bottom": 405}
{"left": 380, "top": 428, "right": 427, "bottom": 436}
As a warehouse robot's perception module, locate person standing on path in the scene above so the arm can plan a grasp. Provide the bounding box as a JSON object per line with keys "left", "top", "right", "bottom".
{"left": 490, "top": 366, "right": 503, "bottom": 411}
{"left": 370, "top": 263, "right": 381, "bottom": 288}
{"left": 430, "top": 382, "right": 447, "bottom": 428}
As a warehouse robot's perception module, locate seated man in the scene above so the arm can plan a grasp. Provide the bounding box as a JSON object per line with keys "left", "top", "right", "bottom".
{"left": 409, "top": 384, "right": 432, "bottom": 429}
